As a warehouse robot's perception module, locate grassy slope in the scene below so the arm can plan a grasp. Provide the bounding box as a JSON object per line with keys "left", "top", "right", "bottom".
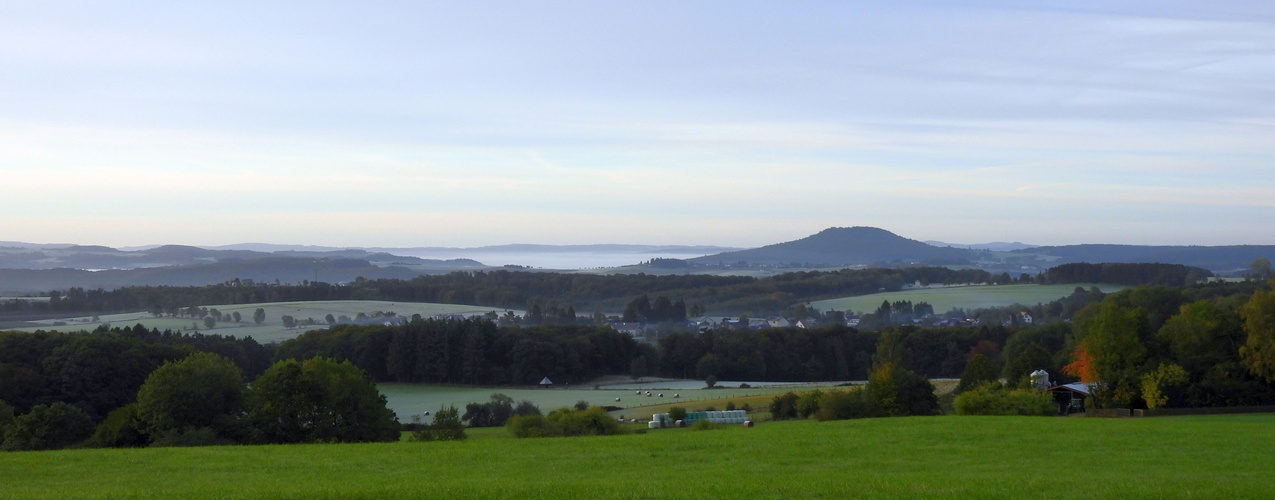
{"left": 809, "top": 283, "right": 1126, "bottom": 314}
{"left": 2, "top": 415, "right": 1272, "bottom": 499}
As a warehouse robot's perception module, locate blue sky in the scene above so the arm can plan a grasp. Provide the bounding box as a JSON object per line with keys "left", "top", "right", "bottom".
{"left": 2, "top": 1, "right": 1273, "bottom": 248}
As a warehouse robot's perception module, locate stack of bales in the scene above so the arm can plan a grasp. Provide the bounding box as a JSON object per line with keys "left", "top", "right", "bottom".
{"left": 648, "top": 409, "right": 749, "bottom": 428}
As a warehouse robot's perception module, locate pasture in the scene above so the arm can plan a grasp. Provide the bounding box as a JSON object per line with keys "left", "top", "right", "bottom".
{"left": 16, "top": 300, "right": 515, "bottom": 344}
{"left": 380, "top": 382, "right": 848, "bottom": 422}
{"left": 2, "top": 414, "right": 1272, "bottom": 498}
{"left": 810, "top": 283, "right": 1126, "bottom": 314}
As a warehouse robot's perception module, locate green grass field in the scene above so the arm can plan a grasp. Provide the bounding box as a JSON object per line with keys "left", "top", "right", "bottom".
{"left": 380, "top": 383, "right": 848, "bottom": 422}
{"left": 2, "top": 414, "right": 1271, "bottom": 498}
{"left": 810, "top": 283, "right": 1126, "bottom": 314}
{"left": 16, "top": 300, "right": 516, "bottom": 344}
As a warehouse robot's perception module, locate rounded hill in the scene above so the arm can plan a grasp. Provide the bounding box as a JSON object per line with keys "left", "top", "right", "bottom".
{"left": 689, "top": 227, "right": 974, "bottom": 267}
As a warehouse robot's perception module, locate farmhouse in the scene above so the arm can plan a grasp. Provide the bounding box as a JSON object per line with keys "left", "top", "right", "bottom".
{"left": 1045, "top": 383, "right": 1090, "bottom": 415}
{"left": 608, "top": 322, "right": 644, "bottom": 336}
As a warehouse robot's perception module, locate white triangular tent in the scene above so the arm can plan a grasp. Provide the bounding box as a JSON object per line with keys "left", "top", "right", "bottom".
{"left": 539, "top": 377, "right": 553, "bottom": 386}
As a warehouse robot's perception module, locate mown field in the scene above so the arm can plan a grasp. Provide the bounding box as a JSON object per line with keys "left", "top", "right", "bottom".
{"left": 380, "top": 382, "right": 850, "bottom": 423}
{"left": 17, "top": 300, "right": 516, "bottom": 344}
{"left": 810, "top": 283, "right": 1126, "bottom": 314}
{"left": 2, "top": 414, "right": 1271, "bottom": 498}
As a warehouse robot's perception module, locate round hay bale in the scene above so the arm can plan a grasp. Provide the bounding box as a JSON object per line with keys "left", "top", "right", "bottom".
{"left": 674, "top": 394, "right": 679, "bottom": 398}
{"left": 743, "top": 420, "right": 754, "bottom": 428}
{"left": 658, "top": 393, "right": 663, "bottom": 397}
{"left": 674, "top": 420, "right": 685, "bottom": 428}
{"left": 615, "top": 397, "right": 621, "bottom": 402}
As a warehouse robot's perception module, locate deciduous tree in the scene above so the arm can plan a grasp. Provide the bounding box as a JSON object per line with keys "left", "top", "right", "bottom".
{"left": 134, "top": 352, "right": 245, "bottom": 440}
{"left": 1239, "top": 289, "right": 1275, "bottom": 382}
{"left": 245, "top": 358, "right": 399, "bottom": 443}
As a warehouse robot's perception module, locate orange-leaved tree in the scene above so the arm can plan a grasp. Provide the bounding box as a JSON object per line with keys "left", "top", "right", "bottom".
{"left": 1062, "top": 343, "right": 1097, "bottom": 384}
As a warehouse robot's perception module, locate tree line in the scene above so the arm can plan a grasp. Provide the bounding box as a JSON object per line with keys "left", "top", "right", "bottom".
{"left": 0, "top": 325, "right": 273, "bottom": 420}
{"left": 2, "top": 266, "right": 1009, "bottom": 321}
{"left": 2, "top": 352, "right": 399, "bottom": 451}
{"left": 275, "top": 319, "right": 651, "bottom": 386}
{"left": 1042, "top": 262, "right": 1211, "bottom": 287}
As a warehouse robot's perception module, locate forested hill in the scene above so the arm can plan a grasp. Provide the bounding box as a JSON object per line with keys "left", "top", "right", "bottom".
{"left": 1014, "top": 244, "right": 1275, "bottom": 272}
{"left": 689, "top": 227, "right": 975, "bottom": 267}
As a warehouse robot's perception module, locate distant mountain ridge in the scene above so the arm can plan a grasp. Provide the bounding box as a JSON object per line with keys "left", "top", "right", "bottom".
{"left": 925, "top": 240, "right": 1038, "bottom": 251}
{"left": 0, "top": 244, "right": 483, "bottom": 271}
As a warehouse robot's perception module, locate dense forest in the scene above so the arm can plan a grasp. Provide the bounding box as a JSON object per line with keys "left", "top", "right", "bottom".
{"left": 0, "top": 326, "right": 272, "bottom": 420}
{"left": 276, "top": 320, "right": 649, "bottom": 386}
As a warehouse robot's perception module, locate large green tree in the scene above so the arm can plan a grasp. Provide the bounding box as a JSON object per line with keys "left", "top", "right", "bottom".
{"left": 1239, "top": 289, "right": 1275, "bottom": 382}
{"left": 246, "top": 358, "right": 399, "bottom": 444}
{"left": 1073, "top": 301, "right": 1149, "bottom": 407}
{"left": 134, "top": 352, "right": 245, "bottom": 440}
{"left": 956, "top": 353, "right": 999, "bottom": 393}
{"left": 1156, "top": 300, "right": 1242, "bottom": 377}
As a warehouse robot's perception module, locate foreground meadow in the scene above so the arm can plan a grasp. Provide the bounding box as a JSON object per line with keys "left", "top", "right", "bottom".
{"left": 2, "top": 414, "right": 1271, "bottom": 499}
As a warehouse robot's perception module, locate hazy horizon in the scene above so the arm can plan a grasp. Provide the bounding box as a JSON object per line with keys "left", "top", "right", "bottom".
{"left": 4, "top": 2, "right": 1272, "bottom": 248}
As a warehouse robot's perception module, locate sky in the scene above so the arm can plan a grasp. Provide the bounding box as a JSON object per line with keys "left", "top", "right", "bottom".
{"left": 2, "top": 1, "right": 1273, "bottom": 249}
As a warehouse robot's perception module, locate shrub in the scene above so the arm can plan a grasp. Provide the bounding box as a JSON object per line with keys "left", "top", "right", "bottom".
{"left": 514, "top": 400, "right": 542, "bottom": 416}
{"left": 463, "top": 394, "right": 518, "bottom": 428}
{"left": 413, "top": 405, "right": 466, "bottom": 441}
{"left": 2, "top": 402, "right": 95, "bottom": 451}
{"left": 547, "top": 406, "right": 624, "bottom": 437}
{"left": 796, "top": 390, "right": 824, "bottom": 418}
{"left": 867, "top": 363, "right": 939, "bottom": 417}
{"left": 0, "top": 399, "right": 14, "bottom": 439}
{"left": 725, "top": 401, "right": 736, "bottom": 411}
{"left": 509, "top": 407, "right": 626, "bottom": 438}
{"left": 816, "top": 389, "right": 883, "bottom": 421}
{"left": 573, "top": 400, "right": 590, "bottom": 411}
{"left": 506, "top": 414, "right": 549, "bottom": 438}
{"left": 690, "top": 419, "right": 720, "bottom": 431}
{"left": 149, "top": 427, "right": 223, "bottom": 447}
{"left": 954, "top": 382, "right": 1054, "bottom": 416}
{"left": 87, "top": 403, "right": 148, "bottom": 448}
{"left": 770, "top": 392, "right": 800, "bottom": 420}
{"left": 667, "top": 406, "right": 687, "bottom": 422}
